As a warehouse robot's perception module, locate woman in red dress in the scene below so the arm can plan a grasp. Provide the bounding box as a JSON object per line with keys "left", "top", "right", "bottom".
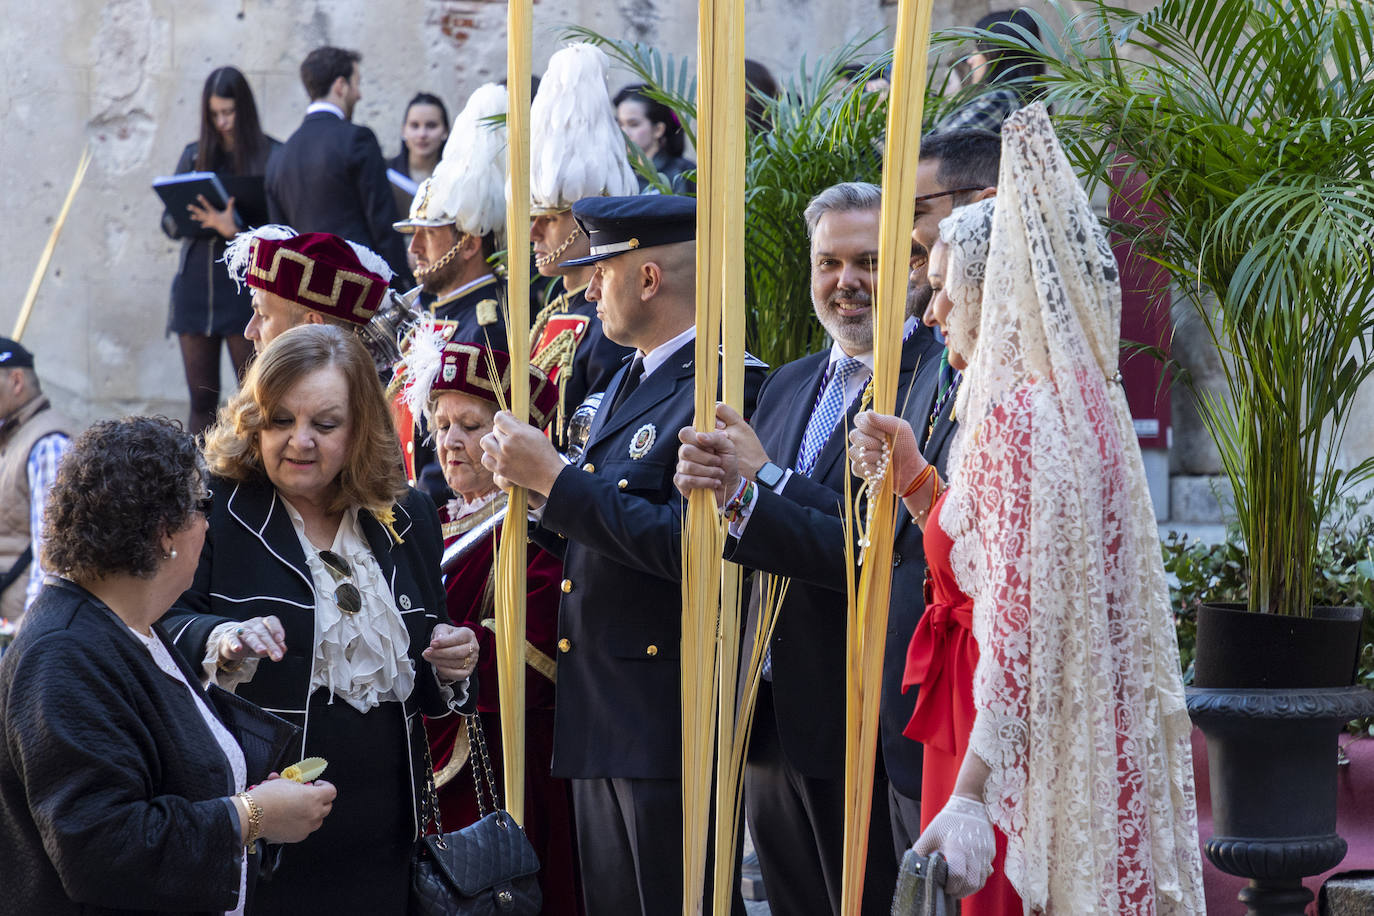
{"left": 851, "top": 105, "right": 1204, "bottom": 914}
{"left": 399, "top": 338, "right": 581, "bottom": 915}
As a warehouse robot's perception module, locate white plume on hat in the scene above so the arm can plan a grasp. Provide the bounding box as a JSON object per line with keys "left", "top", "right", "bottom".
{"left": 344, "top": 240, "right": 396, "bottom": 283}
{"left": 396, "top": 322, "right": 451, "bottom": 422}
{"left": 530, "top": 43, "right": 638, "bottom": 213}
{"left": 221, "top": 224, "right": 297, "bottom": 289}
{"left": 444, "top": 83, "right": 510, "bottom": 237}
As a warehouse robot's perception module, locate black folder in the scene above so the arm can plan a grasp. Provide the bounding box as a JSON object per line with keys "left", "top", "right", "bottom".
{"left": 154, "top": 171, "right": 269, "bottom": 237}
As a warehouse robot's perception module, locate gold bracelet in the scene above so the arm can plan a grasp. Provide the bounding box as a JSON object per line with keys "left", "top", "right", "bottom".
{"left": 237, "top": 791, "right": 263, "bottom": 847}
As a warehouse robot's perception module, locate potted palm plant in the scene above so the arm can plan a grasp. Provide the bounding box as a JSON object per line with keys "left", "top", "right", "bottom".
{"left": 964, "top": 0, "right": 1374, "bottom": 911}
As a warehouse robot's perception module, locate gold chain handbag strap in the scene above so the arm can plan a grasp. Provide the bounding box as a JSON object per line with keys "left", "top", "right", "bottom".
{"left": 419, "top": 713, "right": 505, "bottom": 849}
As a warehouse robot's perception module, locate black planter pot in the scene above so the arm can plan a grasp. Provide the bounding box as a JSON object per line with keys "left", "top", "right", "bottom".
{"left": 1188, "top": 603, "right": 1374, "bottom": 916}
{"left": 1193, "top": 603, "right": 1363, "bottom": 689}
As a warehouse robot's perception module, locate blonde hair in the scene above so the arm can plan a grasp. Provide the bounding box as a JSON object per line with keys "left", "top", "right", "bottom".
{"left": 203, "top": 324, "right": 407, "bottom": 514}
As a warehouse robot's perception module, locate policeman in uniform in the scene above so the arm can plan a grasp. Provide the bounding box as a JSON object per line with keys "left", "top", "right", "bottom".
{"left": 480, "top": 194, "right": 765, "bottom": 916}
{"left": 527, "top": 43, "right": 640, "bottom": 445}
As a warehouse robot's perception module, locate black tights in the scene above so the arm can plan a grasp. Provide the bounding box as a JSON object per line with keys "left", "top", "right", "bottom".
{"left": 178, "top": 333, "right": 253, "bottom": 435}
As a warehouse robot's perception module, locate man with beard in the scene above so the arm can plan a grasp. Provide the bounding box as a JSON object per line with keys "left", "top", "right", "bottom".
{"left": 394, "top": 83, "right": 510, "bottom": 354}
{"left": 391, "top": 83, "right": 510, "bottom": 497}
{"left": 265, "top": 46, "right": 409, "bottom": 283}
{"left": 674, "top": 139, "right": 999, "bottom": 902}
{"left": 676, "top": 182, "right": 938, "bottom": 915}
{"left": 527, "top": 43, "right": 639, "bottom": 445}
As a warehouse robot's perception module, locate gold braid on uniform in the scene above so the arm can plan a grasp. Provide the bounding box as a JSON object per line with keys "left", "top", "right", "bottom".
{"left": 529, "top": 284, "right": 586, "bottom": 441}
{"left": 534, "top": 224, "right": 583, "bottom": 270}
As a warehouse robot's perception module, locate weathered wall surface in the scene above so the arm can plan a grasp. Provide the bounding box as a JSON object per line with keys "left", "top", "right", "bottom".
{"left": 1, "top": 0, "right": 1365, "bottom": 506}
{"left": 0, "top": 0, "right": 978, "bottom": 426}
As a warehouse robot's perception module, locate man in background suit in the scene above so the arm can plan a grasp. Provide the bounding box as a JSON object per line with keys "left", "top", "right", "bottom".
{"left": 265, "top": 46, "right": 410, "bottom": 285}
{"left": 480, "top": 195, "right": 764, "bottom": 916}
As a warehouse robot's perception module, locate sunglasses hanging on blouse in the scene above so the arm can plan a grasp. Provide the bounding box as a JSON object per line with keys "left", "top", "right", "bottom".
{"left": 318, "top": 549, "right": 363, "bottom": 615}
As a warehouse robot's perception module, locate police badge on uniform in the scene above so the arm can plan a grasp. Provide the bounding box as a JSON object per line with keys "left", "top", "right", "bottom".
{"left": 629, "top": 423, "right": 656, "bottom": 459}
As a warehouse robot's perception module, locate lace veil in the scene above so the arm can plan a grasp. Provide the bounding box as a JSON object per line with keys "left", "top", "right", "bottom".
{"left": 939, "top": 197, "right": 996, "bottom": 363}
{"left": 939, "top": 103, "right": 1204, "bottom": 913}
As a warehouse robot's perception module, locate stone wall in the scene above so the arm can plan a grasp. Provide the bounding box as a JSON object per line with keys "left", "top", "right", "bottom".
{"left": 0, "top": 0, "right": 991, "bottom": 426}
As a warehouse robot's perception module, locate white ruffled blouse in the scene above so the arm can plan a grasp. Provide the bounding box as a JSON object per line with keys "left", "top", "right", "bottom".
{"left": 281, "top": 500, "right": 417, "bottom": 713}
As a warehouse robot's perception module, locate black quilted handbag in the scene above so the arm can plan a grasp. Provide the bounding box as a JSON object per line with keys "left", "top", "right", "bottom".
{"left": 410, "top": 715, "right": 541, "bottom": 916}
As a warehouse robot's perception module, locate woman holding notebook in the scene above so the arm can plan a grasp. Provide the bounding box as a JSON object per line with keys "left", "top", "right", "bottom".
{"left": 160, "top": 66, "right": 279, "bottom": 435}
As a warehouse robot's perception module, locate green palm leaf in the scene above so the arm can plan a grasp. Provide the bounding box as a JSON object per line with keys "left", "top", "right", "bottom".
{"left": 973, "top": 0, "right": 1374, "bottom": 615}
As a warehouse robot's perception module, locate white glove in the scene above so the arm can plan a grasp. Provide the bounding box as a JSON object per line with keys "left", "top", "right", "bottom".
{"left": 913, "top": 793, "right": 995, "bottom": 898}
{"left": 850, "top": 411, "right": 926, "bottom": 492}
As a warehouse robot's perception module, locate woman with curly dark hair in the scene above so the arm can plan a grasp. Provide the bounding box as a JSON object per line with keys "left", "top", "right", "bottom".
{"left": 161, "top": 66, "right": 281, "bottom": 435}
{"left": 163, "top": 324, "right": 480, "bottom": 915}
{"left": 0, "top": 415, "right": 334, "bottom": 916}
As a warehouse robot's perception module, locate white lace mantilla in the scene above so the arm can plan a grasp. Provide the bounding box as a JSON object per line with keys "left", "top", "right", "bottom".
{"left": 939, "top": 104, "right": 1205, "bottom": 914}
{"left": 282, "top": 501, "right": 416, "bottom": 713}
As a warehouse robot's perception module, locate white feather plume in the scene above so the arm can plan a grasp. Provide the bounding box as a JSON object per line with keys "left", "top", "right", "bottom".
{"left": 221, "top": 224, "right": 297, "bottom": 290}
{"left": 530, "top": 43, "right": 639, "bottom": 211}
{"left": 344, "top": 240, "right": 396, "bottom": 283}
{"left": 397, "top": 322, "right": 450, "bottom": 422}
{"left": 430, "top": 83, "right": 509, "bottom": 237}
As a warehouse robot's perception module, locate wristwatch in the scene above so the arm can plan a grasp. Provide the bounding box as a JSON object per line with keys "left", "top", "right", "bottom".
{"left": 755, "top": 461, "right": 785, "bottom": 489}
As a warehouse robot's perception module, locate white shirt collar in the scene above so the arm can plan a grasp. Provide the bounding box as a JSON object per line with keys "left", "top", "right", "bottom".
{"left": 638, "top": 325, "right": 697, "bottom": 380}
{"left": 445, "top": 489, "right": 502, "bottom": 521}
{"left": 825, "top": 315, "right": 920, "bottom": 370}
{"left": 307, "top": 101, "right": 346, "bottom": 119}
{"left": 437, "top": 272, "right": 496, "bottom": 302}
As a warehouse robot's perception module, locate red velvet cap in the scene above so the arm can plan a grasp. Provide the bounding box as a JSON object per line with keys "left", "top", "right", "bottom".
{"left": 431, "top": 343, "right": 560, "bottom": 431}
{"left": 247, "top": 233, "right": 389, "bottom": 325}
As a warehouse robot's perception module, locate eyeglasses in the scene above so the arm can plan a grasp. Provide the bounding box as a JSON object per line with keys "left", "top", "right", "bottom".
{"left": 913, "top": 187, "right": 984, "bottom": 206}
{"left": 196, "top": 490, "right": 214, "bottom": 517}
{"left": 318, "top": 550, "right": 363, "bottom": 615}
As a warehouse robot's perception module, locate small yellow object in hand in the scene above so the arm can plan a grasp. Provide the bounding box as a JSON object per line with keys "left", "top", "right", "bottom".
{"left": 281, "top": 757, "right": 328, "bottom": 783}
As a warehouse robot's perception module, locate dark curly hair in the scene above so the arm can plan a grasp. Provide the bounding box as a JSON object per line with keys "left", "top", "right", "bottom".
{"left": 42, "top": 416, "right": 206, "bottom": 581}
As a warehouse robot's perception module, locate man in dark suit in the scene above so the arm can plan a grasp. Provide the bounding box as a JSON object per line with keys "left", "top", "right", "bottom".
{"left": 677, "top": 182, "right": 932, "bottom": 915}
{"left": 480, "top": 195, "right": 765, "bottom": 916}
{"left": 265, "top": 46, "right": 409, "bottom": 285}
{"left": 674, "top": 140, "right": 1001, "bottom": 908}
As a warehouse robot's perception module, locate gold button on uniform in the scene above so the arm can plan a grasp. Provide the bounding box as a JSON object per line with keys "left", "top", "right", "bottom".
{"left": 406, "top": 442, "right": 414, "bottom": 454}
{"left": 617, "top": 478, "right": 629, "bottom": 490}
{"left": 583, "top": 463, "right": 595, "bottom": 473}
{"left": 645, "top": 645, "right": 658, "bottom": 657}
{"left": 561, "top": 578, "right": 573, "bottom": 593}
{"left": 558, "top": 638, "right": 571, "bottom": 653}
